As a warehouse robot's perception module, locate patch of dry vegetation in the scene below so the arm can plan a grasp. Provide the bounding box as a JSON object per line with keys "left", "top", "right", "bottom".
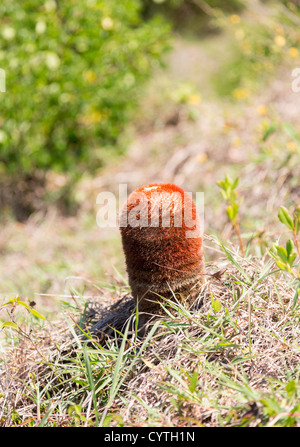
{"left": 1, "top": 238, "right": 300, "bottom": 427}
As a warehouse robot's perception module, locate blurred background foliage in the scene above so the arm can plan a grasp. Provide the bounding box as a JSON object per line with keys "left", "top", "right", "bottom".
{"left": 0, "top": 0, "right": 300, "bottom": 220}
{"left": 0, "top": 0, "right": 170, "bottom": 218}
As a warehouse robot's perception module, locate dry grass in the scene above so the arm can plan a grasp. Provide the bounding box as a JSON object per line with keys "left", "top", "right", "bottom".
{"left": 1, "top": 236, "right": 300, "bottom": 427}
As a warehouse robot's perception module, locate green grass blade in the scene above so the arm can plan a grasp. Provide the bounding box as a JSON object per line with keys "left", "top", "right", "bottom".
{"left": 220, "top": 243, "right": 252, "bottom": 284}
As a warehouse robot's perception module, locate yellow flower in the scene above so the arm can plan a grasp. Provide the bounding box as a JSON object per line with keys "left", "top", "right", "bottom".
{"left": 101, "top": 17, "right": 114, "bottom": 31}
{"left": 230, "top": 14, "right": 240, "bottom": 24}
{"left": 188, "top": 94, "right": 201, "bottom": 105}
{"left": 196, "top": 153, "right": 208, "bottom": 164}
{"left": 88, "top": 111, "right": 103, "bottom": 123}
{"left": 79, "top": 111, "right": 103, "bottom": 126}
{"left": 289, "top": 47, "right": 299, "bottom": 58}
{"left": 233, "top": 88, "right": 250, "bottom": 99}
{"left": 287, "top": 141, "right": 297, "bottom": 152}
{"left": 257, "top": 105, "right": 267, "bottom": 116}
{"left": 83, "top": 70, "right": 97, "bottom": 83}
{"left": 232, "top": 138, "right": 241, "bottom": 147}
{"left": 274, "top": 35, "right": 286, "bottom": 47}
{"left": 241, "top": 41, "right": 250, "bottom": 52}
{"left": 223, "top": 121, "right": 233, "bottom": 132}
{"left": 275, "top": 25, "right": 284, "bottom": 35}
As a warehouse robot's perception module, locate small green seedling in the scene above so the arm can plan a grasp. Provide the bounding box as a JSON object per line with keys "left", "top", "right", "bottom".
{"left": 268, "top": 205, "right": 300, "bottom": 280}
{"left": 217, "top": 174, "right": 245, "bottom": 256}
{"left": 268, "top": 239, "right": 298, "bottom": 276}
{"left": 269, "top": 206, "right": 300, "bottom": 309}
{"left": 278, "top": 206, "right": 300, "bottom": 259}
{"left": 0, "top": 296, "right": 45, "bottom": 331}
{"left": 210, "top": 291, "right": 222, "bottom": 313}
{"left": 261, "top": 121, "right": 277, "bottom": 142}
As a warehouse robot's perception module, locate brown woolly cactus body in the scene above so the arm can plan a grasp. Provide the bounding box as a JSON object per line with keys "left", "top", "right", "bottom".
{"left": 120, "top": 183, "right": 205, "bottom": 313}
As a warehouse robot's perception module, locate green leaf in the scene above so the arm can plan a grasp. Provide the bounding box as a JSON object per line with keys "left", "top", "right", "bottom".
{"left": 227, "top": 203, "right": 238, "bottom": 224}
{"left": 292, "top": 288, "right": 300, "bottom": 310}
{"left": 1, "top": 322, "right": 19, "bottom": 331}
{"left": 188, "top": 371, "right": 199, "bottom": 393}
{"left": 217, "top": 180, "right": 226, "bottom": 190}
{"left": 210, "top": 291, "right": 222, "bottom": 313}
{"left": 83, "top": 344, "right": 99, "bottom": 425}
{"left": 268, "top": 249, "right": 291, "bottom": 272}
{"left": 232, "top": 177, "right": 239, "bottom": 189}
{"left": 294, "top": 207, "right": 300, "bottom": 234}
{"left": 68, "top": 404, "right": 82, "bottom": 418}
{"left": 219, "top": 189, "right": 227, "bottom": 201}
{"left": 220, "top": 243, "right": 251, "bottom": 284}
{"left": 29, "top": 308, "right": 45, "bottom": 320}
{"left": 2, "top": 297, "right": 17, "bottom": 307}
{"left": 285, "top": 379, "right": 297, "bottom": 396}
{"left": 288, "top": 252, "right": 297, "bottom": 267}
{"left": 38, "top": 402, "right": 58, "bottom": 427}
{"left": 15, "top": 297, "right": 45, "bottom": 319}
{"left": 212, "top": 299, "right": 222, "bottom": 312}
{"left": 274, "top": 245, "right": 288, "bottom": 263}
{"left": 267, "top": 249, "right": 277, "bottom": 261}
{"left": 226, "top": 205, "right": 234, "bottom": 221}
{"left": 15, "top": 297, "right": 31, "bottom": 310}
{"left": 286, "top": 239, "right": 293, "bottom": 258}
{"left": 232, "top": 201, "right": 239, "bottom": 218}
{"left": 224, "top": 174, "right": 231, "bottom": 187}
{"left": 278, "top": 206, "right": 294, "bottom": 230}
{"left": 262, "top": 123, "right": 277, "bottom": 141}
{"left": 275, "top": 259, "right": 290, "bottom": 272}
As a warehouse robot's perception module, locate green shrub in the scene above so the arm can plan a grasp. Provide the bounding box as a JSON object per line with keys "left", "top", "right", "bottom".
{"left": 0, "top": 0, "right": 170, "bottom": 176}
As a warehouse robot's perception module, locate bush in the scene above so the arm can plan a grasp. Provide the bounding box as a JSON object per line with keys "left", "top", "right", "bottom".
{"left": 0, "top": 0, "right": 170, "bottom": 177}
